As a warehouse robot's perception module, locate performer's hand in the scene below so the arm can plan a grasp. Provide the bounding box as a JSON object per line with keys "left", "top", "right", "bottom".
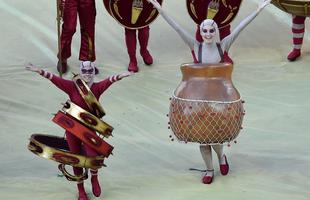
{"left": 118, "top": 71, "right": 134, "bottom": 79}
{"left": 25, "top": 63, "right": 42, "bottom": 73}
{"left": 258, "top": 0, "right": 271, "bottom": 11}
{"left": 147, "top": 0, "right": 162, "bottom": 11}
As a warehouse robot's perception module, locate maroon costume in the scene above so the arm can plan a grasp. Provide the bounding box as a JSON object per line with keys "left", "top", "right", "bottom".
{"left": 287, "top": 16, "right": 307, "bottom": 61}
{"left": 60, "top": 0, "right": 96, "bottom": 62}
{"left": 125, "top": 26, "right": 153, "bottom": 72}
{"left": 39, "top": 70, "right": 121, "bottom": 199}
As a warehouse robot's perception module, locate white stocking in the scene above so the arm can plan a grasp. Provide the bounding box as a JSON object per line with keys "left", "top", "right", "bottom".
{"left": 199, "top": 145, "right": 213, "bottom": 170}
{"left": 211, "top": 145, "right": 225, "bottom": 164}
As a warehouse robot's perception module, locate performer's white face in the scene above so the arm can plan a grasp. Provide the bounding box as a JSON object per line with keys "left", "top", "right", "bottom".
{"left": 201, "top": 24, "right": 217, "bottom": 44}
{"left": 80, "top": 61, "right": 95, "bottom": 83}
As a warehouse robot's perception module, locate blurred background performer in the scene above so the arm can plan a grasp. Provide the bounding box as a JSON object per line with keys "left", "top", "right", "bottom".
{"left": 57, "top": 0, "right": 97, "bottom": 74}
{"left": 271, "top": 0, "right": 310, "bottom": 61}
{"left": 287, "top": 16, "right": 307, "bottom": 61}
{"left": 103, "top": 0, "right": 163, "bottom": 72}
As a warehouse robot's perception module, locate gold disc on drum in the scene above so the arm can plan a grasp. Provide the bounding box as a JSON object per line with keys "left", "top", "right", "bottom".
{"left": 186, "top": 0, "right": 243, "bottom": 29}
{"left": 169, "top": 63, "right": 245, "bottom": 144}
{"left": 271, "top": 0, "right": 310, "bottom": 16}
{"left": 103, "top": 0, "right": 163, "bottom": 29}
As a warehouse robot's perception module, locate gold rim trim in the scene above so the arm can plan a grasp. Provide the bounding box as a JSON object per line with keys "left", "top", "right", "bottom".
{"left": 72, "top": 74, "right": 105, "bottom": 118}
{"left": 58, "top": 164, "right": 89, "bottom": 182}
{"left": 107, "top": 0, "right": 162, "bottom": 30}
{"left": 28, "top": 134, "right": 106, "bottom": 170}
{"left": 62, "top": 100, "right": 113, "bottom": 137}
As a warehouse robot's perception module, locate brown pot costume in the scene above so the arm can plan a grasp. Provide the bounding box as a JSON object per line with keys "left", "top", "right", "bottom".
{"left": 169, "top": 63, "right": 244, "bottom": 144}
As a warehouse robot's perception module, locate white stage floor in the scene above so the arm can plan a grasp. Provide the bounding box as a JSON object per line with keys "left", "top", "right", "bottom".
{"left": 0, "top": 0, "right": 309, "bottom": 199}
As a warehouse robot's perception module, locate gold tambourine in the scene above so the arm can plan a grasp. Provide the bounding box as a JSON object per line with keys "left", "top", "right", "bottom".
{"left": 103, "top": 0, "right": 163, "bottom": 29}
{"left": 28, "top": 134, "right": 106, "bottom": 181}
{"left": 62, "top": 100, "right": 113, "bottom": 137}
{"left": 186, "top": 0, "right": 243, "bottom": 28}
{"left": 72, "top": 74, "right": 105, "bottom": 118}
{"left": 272, "top": 0, "right": 310, "bottom": 16}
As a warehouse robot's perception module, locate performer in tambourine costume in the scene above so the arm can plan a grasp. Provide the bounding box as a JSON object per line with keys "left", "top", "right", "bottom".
{"left": 57, "top": 0, "right": 97, "bottom": 74}
{"left": 26, "top": 62, "right": 132, "bottom": 200}
{"left": 287, "top": 16, "right": 307, "bottom": 61}
{"left": 148, "top": 0, "right": 271, "bottom": 184}
{"left": 125, "top": 26, "right": 153, "bottom": 72}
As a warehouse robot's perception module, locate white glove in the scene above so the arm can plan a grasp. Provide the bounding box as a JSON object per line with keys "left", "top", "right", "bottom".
{"left": 118, "top": 71, "right": 134, "bottom": 79}
{"left": 25, "top": 63, "right": 41, "bottom": 73}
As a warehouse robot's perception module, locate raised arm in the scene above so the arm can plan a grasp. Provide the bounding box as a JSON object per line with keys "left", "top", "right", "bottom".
{"left": 147, "top": 0, "right": 196, "bottom": 50}
{"left": 221, "top": 0, "right": 271, "bottom": 51}
{"left": 96, "top": 71, "right": 134, "bottom": 96}
{"left": 25, "top": 63, "right": 73, "bottom": 94}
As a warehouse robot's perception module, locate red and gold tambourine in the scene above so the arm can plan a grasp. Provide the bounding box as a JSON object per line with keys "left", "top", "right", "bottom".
{"left": 62, "top": 100, "right": 113, "bottom": 138}
{"left": 73, "top": 74, "right": 105, "bottom": 118}
{"left": 28, "top": 134, "right": 105, "bottom": 181}
{"left": 103, "top": 0, "right": 163, "bottom": 29}
{"left": 186, "top": 0, "right": 243, "bottom": 29}
{"left": 52, "top": 111, "right": 114, "bottom": 157}
{"left": 271, "top": 0, "right": 310, "bottom": 16}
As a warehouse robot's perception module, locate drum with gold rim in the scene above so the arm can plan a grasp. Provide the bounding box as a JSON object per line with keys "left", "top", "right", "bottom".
{"left": 271, "top": 0, "right": 310, "bottom": 16}
{"left": 103, "top": 0, "right": 163, "bottom": 29}
{"left": 186, "top": 0, "right": 243, "bottom": 29}
{"left": 169, "top": 63, "right": 245, "bottom": 144}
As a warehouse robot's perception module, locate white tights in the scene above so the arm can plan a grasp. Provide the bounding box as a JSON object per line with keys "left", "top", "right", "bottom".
{"left": 199, "top": 144, "right": 225, "bottom": 172}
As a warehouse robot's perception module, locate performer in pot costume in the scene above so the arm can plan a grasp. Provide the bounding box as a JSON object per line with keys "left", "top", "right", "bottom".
{"left": 25, "top": 62, "right": 132, "bottom": 200}
{"left": 148, "top": 0, "right": 271, "bottom": 184}
{"left": 186, "top": 0, "right": 243, "bottom": 64}
{"left": 57, "top": 0, "right": 97, "bottom": 74}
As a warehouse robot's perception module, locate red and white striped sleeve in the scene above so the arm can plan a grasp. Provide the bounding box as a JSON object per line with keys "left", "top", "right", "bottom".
{"left": 108, "top": 74, "right": 121, "bottom": 83}
{"left": 39, "top": 70, "right": 53, "bottom": 80}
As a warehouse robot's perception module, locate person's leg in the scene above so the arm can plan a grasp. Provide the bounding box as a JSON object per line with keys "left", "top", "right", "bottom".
{"left": 58, "top": 0, "right": 78, "bottom": 73}
{"left": 212, "top": 144, "right": 229, "bottom": 175}
{"left": 84, "top": 144, "right": 101, "bottom": 197}
{"left": 125, "top": 28, "right": 138, "bottom": 72}
{"left": 66, "top": 132, "right": 88, "bottom": 200}
{"left": 78, "top": 0, "right": 96, "bottom": 62}
{"left": 200, "top": 145, "right": 214, "bottom": 184}
{"left": 287, "top": 15, "right": 306, "bottom": 61}
{"left": 138, "top": 26, "right": 153, "bottom": 65}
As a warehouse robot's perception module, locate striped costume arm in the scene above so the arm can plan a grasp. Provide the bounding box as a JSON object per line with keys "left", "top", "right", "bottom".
{"left": 39, "top": 69, "right": 53, "bottom": 80}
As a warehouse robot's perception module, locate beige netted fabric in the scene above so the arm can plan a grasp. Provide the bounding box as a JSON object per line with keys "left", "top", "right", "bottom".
{"left": 169, "top": 95, "right": 244, "bottom": 144}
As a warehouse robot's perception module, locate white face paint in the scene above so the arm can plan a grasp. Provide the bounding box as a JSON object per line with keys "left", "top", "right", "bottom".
{"left": 200, "top": 24, "right": 216, "bottom": 44}
{"left": 80, "top": 61, "right": 95, "bottom": 84}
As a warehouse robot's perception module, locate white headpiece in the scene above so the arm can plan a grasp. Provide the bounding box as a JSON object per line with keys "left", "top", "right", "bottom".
{"left": 199, "top": 19, "right": 221, "bottom": 43}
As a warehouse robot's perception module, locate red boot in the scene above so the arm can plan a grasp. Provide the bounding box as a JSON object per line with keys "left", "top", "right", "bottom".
{"left": 128, "top": 57, "right": 138, "bottom": 72}
{"left": 202, "top": 170, "right": 214, "bottom": 184}
{"left": 91, "top": 171, "right": 101, "bottom": 197}
{"left": 138, "top": 26, "right": 153, "bottom": 65}
{"left": 287, "top": 49, "right": 301, "bottom": 61}
{"left": 77, "top": 182, "right": 88, "bottom": 200}
{"left": 220, "top": 155, "right": 229, "bottom": 176}
{"left": 125, "top": 28, "right": 139, "bottom": 72}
